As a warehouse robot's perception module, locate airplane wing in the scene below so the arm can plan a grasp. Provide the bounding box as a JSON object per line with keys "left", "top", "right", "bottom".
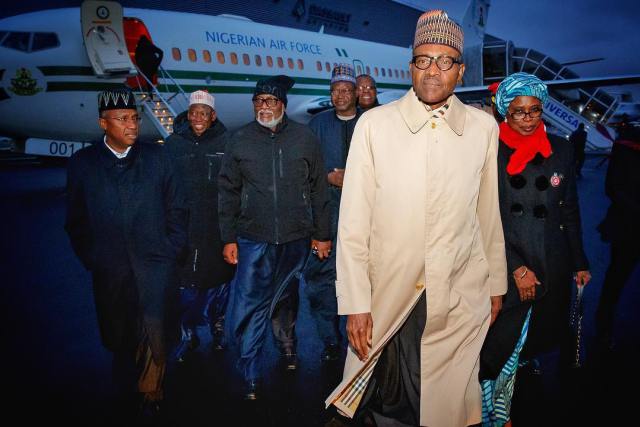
{"left": 455, "top": 74, "right": 640, "bottom": 97}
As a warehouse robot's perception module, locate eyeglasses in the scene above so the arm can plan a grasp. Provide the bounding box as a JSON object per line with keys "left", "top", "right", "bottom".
{"left": 330, "top": 88, "right": 354, "bottom": 96}
{"left": 105, "top": 115, "right": 142, "bottom": 123}
{"left": 508, "top": 107, "right": 543, "bottom": 121}
{"left": 411, "top": 55, "right": 461, "bottom": 71}
{"left": 252, "top": 97, "right": 280, "bottom": 108}
{"left": 357, "top": 85, "right": 376, "bottom": 91}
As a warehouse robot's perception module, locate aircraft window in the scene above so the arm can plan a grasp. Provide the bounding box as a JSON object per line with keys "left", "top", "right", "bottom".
{"left": 325, "top": 62, "right": 331, "bottom": 72}
{"left": 388, "top": 68, "right": 392, "bottom": 78}
{"left": 203, "top": 50, "right": 211, "bottom": 63}
{"left": 381, "top": 68, "right": 386, "bottom": 77}
{"left": 217, "top": 51, "right": 225, "bottom": 64}
{"left": 2, "top": 31, "right": 30, "bottom": 52}
{"left": 316, "top": 61, "right": 322, "bottom": 71}
{"left": 297, "top": 59, "right": 304, "bottom": 70}
{"left": 395, "top": 69, "right": 399, "bottom": 78}
{"left": 356, "top": 65, "right": 362, "bottom": 75}
{"left": 230, "top": 52, "right": 238, "bottom": 65}
{"left": 243, "top": 53, "right": 250, "bottom": 65}
{"left": 333, "top": 62, "right": 338, "bottom": 69}
{"left": 255, "top": 55, "right": 262, "bottom": 66}
{"left": 172, "top": 48, "right": 181, "bottom": 61}
{"left": 277, "top": 57, "right": 284, "bottom": 68}
{"left": 31, "top": 32, "right": 59, "bottom": 52}
{"left": 373, "top": 67, "right": 378, "bottom": 77}
{"left": 366, "top": 66, "right": 370, "bottom": 74}
{"left": 267, "top": 56, "right": 273, "bottom": 67}
{"left": 188, "top": 49, "right": 197, "bottom": 62}
{"left": 400, "top": 70, "right": 404, "bottom": 79}
{"left": 287, "top": 58, "right": 294, "bottom": 69}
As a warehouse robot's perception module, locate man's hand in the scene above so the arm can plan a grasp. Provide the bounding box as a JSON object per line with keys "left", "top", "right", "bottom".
{"left": 575, "top": 270, "right": 591, "bottom": 287}
{"left": 311, "top": 239, "right": 332, "bottom": 260}
{"left": 346, "top": 313, "right": 373, "bottom": 362}
{"left": 490, "top": 295, "right": 502, "bottom": 326}
{"left": 513, "top": 265, "right": 541, "bottom": 302}
{"left": 222, "top": 243, "right": 238, "bottom": 265}
{"left": 327, "top": 168, "right": 345, "bottom": 187}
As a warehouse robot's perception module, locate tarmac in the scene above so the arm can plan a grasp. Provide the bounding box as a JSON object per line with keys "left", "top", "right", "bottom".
{"left": 1, "top": 154, "right": 638, "bottom": 426}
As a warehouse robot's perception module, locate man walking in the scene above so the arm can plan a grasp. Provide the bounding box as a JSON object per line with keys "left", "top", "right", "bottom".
{"left": 218, "top": 75, "right": 331, "bottom": 400}
{"left": 303, "top": 64, "right": 361, "bottom": 363}
{"left": 65, "top": 87, "right": 187, "bottom": 418}
{"left": 165, "top": 90, "right": 235, "bottom": 358}
{"left": 326, "top": 10, "right": 507, "bottom": 427}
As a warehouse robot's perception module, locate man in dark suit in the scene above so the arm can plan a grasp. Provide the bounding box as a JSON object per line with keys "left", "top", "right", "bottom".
{"left": 65, "top": 88, "right": 187, "bottom": 418}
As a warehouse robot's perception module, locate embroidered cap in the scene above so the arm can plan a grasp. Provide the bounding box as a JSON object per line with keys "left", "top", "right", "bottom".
{"left": 189, "top": 90, "right": 215, "bottom": 109}
{"left": 98, "top": 88, "right": 137, "bottom": 113}
{"left": 413, "top": 9, "right": 464, "bottom": 54}
{"left": 331, "top": 63, "right": 356, "bottom": 85}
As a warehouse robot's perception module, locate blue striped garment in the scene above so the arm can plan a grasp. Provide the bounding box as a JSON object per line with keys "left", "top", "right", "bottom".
{"left": 481, "top": 307, "right": 533, "bottom": 427}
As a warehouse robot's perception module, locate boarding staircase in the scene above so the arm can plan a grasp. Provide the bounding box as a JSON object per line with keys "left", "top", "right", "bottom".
{"left": 133, "top": 66, "right": 189, "bottom": 139}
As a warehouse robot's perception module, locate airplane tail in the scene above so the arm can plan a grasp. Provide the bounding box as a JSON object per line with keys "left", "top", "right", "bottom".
{"left": 462, "top": 0, "right": 490, "bottom": 40}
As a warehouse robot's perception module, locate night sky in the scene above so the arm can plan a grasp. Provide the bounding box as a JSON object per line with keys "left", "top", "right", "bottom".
{"left": 398, "top": 0, "right": 640, "bottom": 101}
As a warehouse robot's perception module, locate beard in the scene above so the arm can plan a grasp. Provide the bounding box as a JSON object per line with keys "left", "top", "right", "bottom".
{"left": 256, "top": 109, "right": 284, "bottom": 128}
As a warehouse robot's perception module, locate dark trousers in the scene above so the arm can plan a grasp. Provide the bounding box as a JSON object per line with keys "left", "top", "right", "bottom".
{"left": 357, "top": 292, "right": 425, "bottom": 427}
{"left": 596, "top": 237, "right": 640, "bottom": 340}
{"left": 303, "top": 187, "right": 341, "bottom": 346}
{"left": 227, "top": 237, "right": 309, "bottom": 382}
{"left": 180, "top": 283, "right": 229, "bottom": 338}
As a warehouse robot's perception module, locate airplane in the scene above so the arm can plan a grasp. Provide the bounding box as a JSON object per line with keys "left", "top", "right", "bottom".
{"left": 0, "top": 0, "right": 638, "bottom": 158}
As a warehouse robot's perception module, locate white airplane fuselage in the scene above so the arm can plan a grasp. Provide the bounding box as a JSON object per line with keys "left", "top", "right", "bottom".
{"left": 0, "top": 7, "right": 412, "bottom": 152}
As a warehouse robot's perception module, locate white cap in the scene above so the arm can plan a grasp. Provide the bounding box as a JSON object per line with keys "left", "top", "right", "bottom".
{"left": 189, "top": 90, "right": 215, "bottom": 109}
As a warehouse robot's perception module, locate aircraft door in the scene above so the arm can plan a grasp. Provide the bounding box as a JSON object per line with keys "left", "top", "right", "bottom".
{"left": 81, "top": 0, "right": 137, "bottom": 77}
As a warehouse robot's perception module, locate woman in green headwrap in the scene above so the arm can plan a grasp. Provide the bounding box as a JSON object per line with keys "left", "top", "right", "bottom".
{"left": 479, "top": 72, "right": 591, "bottom": 426}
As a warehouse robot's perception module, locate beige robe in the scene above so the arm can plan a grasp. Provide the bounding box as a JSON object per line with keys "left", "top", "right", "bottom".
{"left": 326, "top": 90, "right": 507, "bottom": 427}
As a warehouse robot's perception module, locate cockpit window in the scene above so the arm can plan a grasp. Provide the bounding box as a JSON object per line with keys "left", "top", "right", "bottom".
{"left": 31, "top": 32, "right": 60, "bottom": 51}
{"left": 0, "top": 31, "right": 59, "bottom": 52}
{"left": 2, "top": 31, "right": 30, "bottom": 52}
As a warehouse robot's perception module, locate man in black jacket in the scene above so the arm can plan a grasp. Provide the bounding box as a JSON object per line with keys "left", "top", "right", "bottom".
{"left": 218, "top": 75, "right": 331, "bottom": 400}
{"left": 65, "top": 88, "right": 187, "bottom": 417}
{"left": 165, "top": 90, "right": 235, "bottom": 359}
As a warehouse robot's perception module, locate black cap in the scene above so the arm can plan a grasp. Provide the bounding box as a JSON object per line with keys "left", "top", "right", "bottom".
{"left": 254, "top": 75, "right": 295, "bottom": 106}
{"left": 98, "top": 87, "right": 137, "bottom": 113}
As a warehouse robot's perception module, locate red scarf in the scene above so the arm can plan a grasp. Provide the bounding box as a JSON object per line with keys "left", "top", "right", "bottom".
{"left": 499, "top": 121, "right": 552, "bottom": 175}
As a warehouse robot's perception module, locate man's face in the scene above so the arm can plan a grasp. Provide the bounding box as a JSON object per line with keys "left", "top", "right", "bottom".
{"left": 253, "top": 94, "right": 284, "bottom": 128}
{"left": 188, "top": 104, "right": 216, "bottom": 136}
{"left": 98, "top": 108, "right": 139, "bottom": 151}
{"left": 411, "top": 43, "right": 465, "bottom": 109}
{"left": 331, "top": 81, "right": 357, "bottom": 116}
{"left": 356, "top": 76, "right": 377, "bottom": 109}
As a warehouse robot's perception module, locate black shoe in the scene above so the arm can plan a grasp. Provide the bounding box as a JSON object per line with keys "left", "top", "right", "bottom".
{"left": 137, "top": 398, "right": 162, "bottom": 424}
{"left": 244, "top": 379, "right": 261, "bottom": 400}
{"left": 321, "top": 344, "right": 341, "bottom": 362}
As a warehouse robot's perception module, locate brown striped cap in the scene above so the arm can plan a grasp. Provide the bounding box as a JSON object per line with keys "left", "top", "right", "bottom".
{"left": 413, "top": 9, "right": 463, "bottom": 54}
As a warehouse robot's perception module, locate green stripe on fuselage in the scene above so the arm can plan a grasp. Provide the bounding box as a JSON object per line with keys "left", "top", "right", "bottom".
{"left": 34, "top": 66, "right": 410, "bottom": 90}
{"left": 39, "top": 66, "right": 95, "bottom": 76}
